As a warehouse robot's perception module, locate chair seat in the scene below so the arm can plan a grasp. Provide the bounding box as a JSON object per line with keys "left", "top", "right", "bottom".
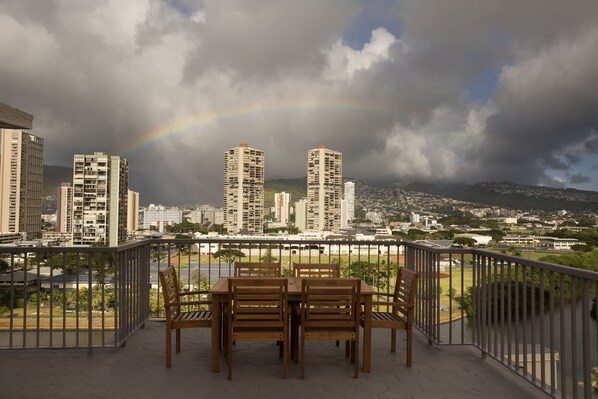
{"left": 367, "top": 311, "right": 407, "bottom": 326}
{"left": 172, "top": 310, "right": 212, "bottom": 326}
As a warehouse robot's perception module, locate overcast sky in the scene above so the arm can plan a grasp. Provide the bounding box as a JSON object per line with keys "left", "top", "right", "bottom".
{"left": 1, "top": 0, "right": 598, "bottom": 205}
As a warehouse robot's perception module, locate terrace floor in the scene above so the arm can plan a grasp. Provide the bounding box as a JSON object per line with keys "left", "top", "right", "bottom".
{"left": 1, "top": 321, "right": 551, "bottom": 399}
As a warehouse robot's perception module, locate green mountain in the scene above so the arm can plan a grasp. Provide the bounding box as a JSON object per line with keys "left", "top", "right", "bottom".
{"left": 264, "top": 177, "right": 307, "bottom": 209}
{"left": 402, "top": 181, "right": 598, "bottom": 212}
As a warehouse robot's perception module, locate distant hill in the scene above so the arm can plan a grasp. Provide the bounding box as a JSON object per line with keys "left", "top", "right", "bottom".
{"left": 43, "top": 165, "right": 72, "bottom": 197}
{"left": 264, "top": 177, "right": 307, "bottom": 209}
{"left": 402, "top": 181, "right": 598, "bottom": 212}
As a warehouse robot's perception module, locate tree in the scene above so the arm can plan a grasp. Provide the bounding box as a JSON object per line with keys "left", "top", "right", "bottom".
{"left": 259, "top": 248, "right": 278, "bottom": 263}
{"left": 213, "top": 249, "right": 245, "bottom": 264}
{"left": 452, "top": 237, "right": 477, "bottom": 248}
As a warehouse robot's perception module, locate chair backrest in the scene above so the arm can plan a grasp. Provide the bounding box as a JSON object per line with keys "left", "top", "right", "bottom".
{"left": 234, "top": 262, "right": 281, "bottom": 277}
{"left": 159, "top": 266, "right": 180, "bottom": 318}
{"left": 393, "top": 267, "right": 419, "bottom": 315}
{"left": 292, "top": 262, "right": 340, "bottom": 278}
{"left": 228, "top": 277, "right": 288, "bottom": 329}
{"left": 301, "top": 278, "right": 360, "bottom": 330}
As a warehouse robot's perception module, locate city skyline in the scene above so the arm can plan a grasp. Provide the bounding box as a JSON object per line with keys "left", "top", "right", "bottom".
{"left": 1, "top": 2, "right": 597, "bottom": 205}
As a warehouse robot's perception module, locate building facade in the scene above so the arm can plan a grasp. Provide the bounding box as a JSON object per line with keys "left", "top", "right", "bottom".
{"left": 187, "top": 205, "right": 224, "bottom": 226}
{"left": 56, "top": 182, "right": 73, "bottom": 233}
{"left": 224, "top": 144, "right": 264, "bottom": 234}
{"left": 72, "top": 152, "right": 128, "bottom": 246}
{"left": 274, "top": 191, "right": 290, "bottom": 224}
{"left": 0, "top": 129, "right": 44, "bottom": 239}
{"left": 344, "top": 181, "right": 355, "bottom": 222}
{"left": 294, "top": 198, "right": 307, "bottom": 231}
{"left": 306, "top": 145, "right": 342, "bottom": 232}
{"left": 141, "top": 204, "right": 182, "bottom": 231}
{"left": 127, "top": 190, "right": 139, "bottom": 233}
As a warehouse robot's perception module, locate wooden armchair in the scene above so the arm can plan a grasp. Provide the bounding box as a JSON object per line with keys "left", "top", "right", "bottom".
{"left": 234, "top": 262, "right": 281, "bottom": 277}
{"left": 360, "top": 267, "right": 419, "bottom": 367}
{"left": 159, "top": 266, "right": 212, "bottom": 368}
{"left": 227, "top": 277, "right": 289, "bottom": 379}
{"left": 300, "top": 278, "right": 360, "bottom": 379}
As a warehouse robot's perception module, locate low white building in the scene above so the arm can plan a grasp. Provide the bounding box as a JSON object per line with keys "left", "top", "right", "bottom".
{"left": 141, "top": 204, "right": 182, "bottom": 231}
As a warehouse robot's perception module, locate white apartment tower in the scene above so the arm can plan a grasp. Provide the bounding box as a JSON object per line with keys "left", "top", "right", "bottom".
{"left": 224, "top": 144, "right": 264, "bottom": 234}
{"left": 56, "top": 182, "right": 73, "bottom": 233}
{"left": 127, "top": 189, "right": 139, "bottom": 233}
{"left": 306, "top": 145, "right": 342, "bottom": 232}
{"left": 0, "top": 129, "right": 44, "bottom": 239}
{"left": 72, "top": 152, "right": 128, "bottom": 246}
{"left": 274, "top": 191, "right": 291, "bottom": 224}
{"left": 294, "top": 198, "right": 307, "bottom": 231}
{"left": 344, "top": 181, "right": 355, "bottom": 222}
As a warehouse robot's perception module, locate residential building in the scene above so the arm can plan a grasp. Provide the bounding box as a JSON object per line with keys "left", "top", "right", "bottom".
{"left": 72, "top": 152, "right": 128, "bottom": 247}
{"left": 187, "top": 205, "right": 224, "bottom": 226}
{"left": 56, "top": 182, "right": 73, "bottom": 233}
{"left": 410, "top": 212, "right": 420, "bottom": 224}
{"left": 274, "top": 192, "right": 290, "bottom": 224}
{"left": 344, "top": 181, "right": 355, "bottom": 222}
{"left": 0, "top": 129, "right": 44, "bottom": 239}
{"left": 127, "top": 190, "right": 139, "bottom": 233}
{"left": 223, "top": 144, "right": 264, "bottom": 234}
{"left": 294, "top": 198, "right": 307, "bottom": 231}
{"left": 341, "top": 199, "right": 348, "bottom": 229}
{"left": 306, "top": 145, "right": 342, "bottom": 232}
{"left": 141, "top": 204, "right": 182, "bottom": 232}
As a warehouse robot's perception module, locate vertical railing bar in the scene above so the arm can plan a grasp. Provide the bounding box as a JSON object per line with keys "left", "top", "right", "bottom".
{"left": 461, "top": 253, "right": 465, "bottom": 344}
{"left": 522, "top": 265, "right": 528, "bottom": 378}
{"left": 62, "top": 253, "right": 67, "bottom": 348}
{"left": 515, "top": 263, "right": 520, "bottom": 374}
{"left": 493, "top": 257, "right": 498, "bottom": 357}
{"left": 581, "top": 280, "right": 591, "bottom": 399}
{"left": 481, "top": 254, "right": 487, "bottom": 354}
{"left": 500, "top": 259, "right": 505, "bottom": 362}
{"left": 76, "top": 253, "right": 80, "bottom": 347}
{"left": 507, "top": 261, "right": 512, "bottom": 368}
{"left": 530, "top": 267, "right": 537, "bottom": 383}
{"left": 49, "top": 254, "right": 54, "bottom": 348}
{"left": 9, "top": 254, "right": 15, "bottom": 349}
{"left": 101, "top": 252, "right": 106, "bottom": 347}
{"left": 87, "top": 253, "right": 93, "bottom": 348}
{"left": 539, "top": 269, "right": 546, "bottom": 390}
{"left": 23, "top": 253, "right": 28, "bottom": 348}
{"left": 559, "top": 274, "right": 567, "bottom": 399}
{"left": 548, "top": 271, "right": 555, "bottom": 396}
{"left": 570, "top": 278, "right": 577, "bottom": 399}
{"left": 36, "top": 253, "right": 41, "bottom": 348}
{"left": 436, "top": 253, "right": 441, "bottom": 344}
{"left": 449, "top": 253, "right": 453, "bottom": 344}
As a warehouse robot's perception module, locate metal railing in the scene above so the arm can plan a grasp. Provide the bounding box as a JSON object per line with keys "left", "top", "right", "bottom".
{"left": 1, "top": 237, "right": 596, "bottom": 398}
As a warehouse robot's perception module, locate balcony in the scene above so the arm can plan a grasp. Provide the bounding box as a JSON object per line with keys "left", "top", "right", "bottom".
{"left": 0, "top": 238, "right": 596, "bottom": 398}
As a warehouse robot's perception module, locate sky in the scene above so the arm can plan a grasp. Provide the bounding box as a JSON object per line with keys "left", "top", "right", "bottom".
{"left": 1, "top": 0, "right": 598, "bottom": 205}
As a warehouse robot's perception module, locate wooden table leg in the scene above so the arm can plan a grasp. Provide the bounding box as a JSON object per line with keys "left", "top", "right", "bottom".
{"left": 211, "top": 296, "right": 221, "bottom": 373}
{"left": 363, "top": 295, "right": 372, "bottom": 373}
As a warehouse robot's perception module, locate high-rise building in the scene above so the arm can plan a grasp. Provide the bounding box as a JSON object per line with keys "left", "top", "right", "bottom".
{"left": 341, "top": 199, "right": 348, "bottom": 229}
{"left": 294, "top": 198, "right": 307, "bottom": 231}
{"left": 141, "top": 204, "right": 182, "bottom": 231}
{"left": 306, "top": 145, "right": 342, "bottom": 232}
{"left": 274, "top": 192, "right": 291, "bottom": 224}
{"left": 410, "top": 212, "right": 420, "bottom": 224}
{"left": 56, "top": 182, "right": 73, "bottom": 233}
{"left": 224, "top": 144, "right": 264, "bottom": 234}
{"left": 127, "top": 189, "right": 139, "bottom": 233}
{"left": 72, "top": 152, "right": 128, "bottom": 246}
{"left": 0, "top": 129, "right": 44, "bottom": 239}
{"left": 344, "top": 181, "right": 355, "bottom": 222}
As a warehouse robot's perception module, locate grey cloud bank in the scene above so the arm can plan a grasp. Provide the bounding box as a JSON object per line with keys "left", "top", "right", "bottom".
{"left": 1, "top": 0, "right": 597, "bottom": 204}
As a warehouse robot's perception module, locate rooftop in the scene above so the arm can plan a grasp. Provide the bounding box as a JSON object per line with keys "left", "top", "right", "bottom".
{"left": 1, "top": 321, "right": 550, "bottom": 399}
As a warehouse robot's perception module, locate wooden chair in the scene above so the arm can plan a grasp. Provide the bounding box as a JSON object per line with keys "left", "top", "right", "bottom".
{"left": 290, "top": 263, "right": 341, "bottom": 362}
{"left": 234, "top": 262, "right": 281, "bottom": 277}
{"left": 227, "top": 277, "right": 289, "bottom": 380}
{"left": 360, "top": 267, "right": 419, "bottom": 367}
{"left": 292, "top": 262, "right": 340, "bottom": 278}
{"left": 158, "top": 266, "right": 212, "bottom": 368}
{"left": 300, "top": 278, "right": 360, "bottom": 379}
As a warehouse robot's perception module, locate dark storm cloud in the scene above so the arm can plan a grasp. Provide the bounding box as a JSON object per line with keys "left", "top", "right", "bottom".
{"left": 0, "top": 0, "right": 597, "bottom": 205}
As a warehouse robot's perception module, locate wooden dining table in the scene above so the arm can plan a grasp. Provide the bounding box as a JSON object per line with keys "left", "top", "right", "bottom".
{"left": 209, "top": 276, "right": 376, "bottom": 374}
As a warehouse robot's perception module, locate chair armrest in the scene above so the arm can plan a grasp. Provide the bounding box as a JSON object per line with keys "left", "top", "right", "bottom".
{"left": 179, "top": 291, "right": 211, "bottom": 296}
{"left": 373, "top": 292, "right": 394, "bottom": 299}
{"left": 372, "top": 301, "right": 413, "bottom": 308}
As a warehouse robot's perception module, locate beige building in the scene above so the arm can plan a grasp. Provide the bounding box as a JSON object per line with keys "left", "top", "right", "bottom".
{"left": 0, "top": 129, "right": 44, "bottom": 239}
{"left": 224, "top": 144, "right": 264, "bottom": 234}
{"left": 274, "top": 191, "right": 290, "bottom": 224}
{"left": 127, "top": 189, "right": 139, "bottom": 233}
{"left": 56, "top": 182, "right": 73, "bottom": 233}
{"left": 307, "top": 145, "right": 342, "bottom": 232}
{"left": 294, "top": 198, "right": 307, "bottom": 231}
{"left": 72, "top": 152, "right": 128, "bottom": 246}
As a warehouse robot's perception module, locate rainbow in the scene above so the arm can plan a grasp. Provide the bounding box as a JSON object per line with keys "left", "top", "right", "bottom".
{"left": 122, "top": 98, "right": 394, "bottom": 154}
